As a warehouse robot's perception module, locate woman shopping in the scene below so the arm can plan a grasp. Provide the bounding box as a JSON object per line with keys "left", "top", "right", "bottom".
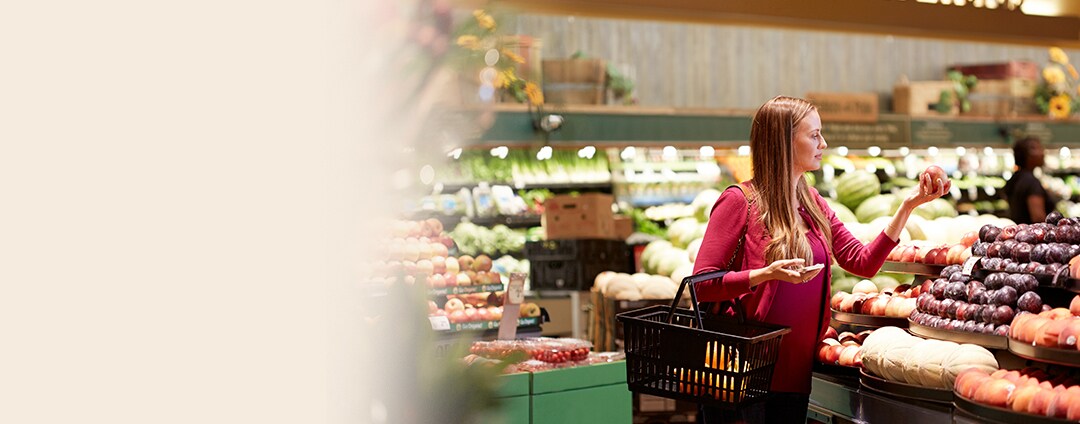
{"left": 693, "top": 96, "right": 950, "bottom": 423}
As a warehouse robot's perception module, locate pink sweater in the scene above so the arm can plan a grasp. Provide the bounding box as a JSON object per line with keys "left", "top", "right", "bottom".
{"left": 692, "top": 182, "right": 897, "bottom": 393}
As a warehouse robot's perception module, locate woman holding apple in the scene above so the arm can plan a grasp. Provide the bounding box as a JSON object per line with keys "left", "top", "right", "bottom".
{"left": 693, "top": 96, "right": 951, "bottom": 423}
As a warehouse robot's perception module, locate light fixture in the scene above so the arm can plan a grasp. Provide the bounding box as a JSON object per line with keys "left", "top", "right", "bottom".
{"left": 662, "top": 146, "right": 678, "bottom": 161}
{"left": 699, "top": 146, "right": 715, "bottom": 158}
{"left": 928, "top": 146, "right": 939, "bottom": 157}
{"left": 956, "top": 146, "right": 967, "bottom": 156}
{"left": 621, "top": 146, "right": 637, "bottom": 160}
{"left": 737, "top": 145, "right": 751, "bottom": 156}
{"left": 899, "top": 147, "right": 910, "bottom": 156}
{"left": 837, "top": 146, "right": 849, "bottom": 156}
{"left": 868, "top": 146, "right": 881, "bottom": 157}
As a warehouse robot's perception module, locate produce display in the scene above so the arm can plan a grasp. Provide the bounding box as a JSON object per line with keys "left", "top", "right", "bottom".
{"left": 469, "top": 338, "right": 593, "bottom": 363}
{"left": 816, "top": 326, "right": 871, "bottom": 368}
{"left": 860, "top": 326, "right": 998, "bottom": 390}
{"left": 449, "top": 222, "right": 526, "bottom": 256}
{"left": 955, "top": 367, "right": 1080, "bottom": 420}
{"left": 428, "top": 294, "right": 541, "bottom": 324}
{"left": 885, "top": 231, "right": 977, "bottom": 266}
{"left": 435, "top": 148, "right": 611, "bottom": 186}
{"left": 593, "top": 271, "right": 679, "bottom": 301}
{"left": 829, "top": 280, "right": 919, "bottom": 319}
{"left": 910, "top": 264, "right": 1030, "bottom": 337}
{"left": 1009, "top": 298, "right": 1080, "bottom": 351}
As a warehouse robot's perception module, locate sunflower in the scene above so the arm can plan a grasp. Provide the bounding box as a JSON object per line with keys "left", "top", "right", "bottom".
{"left": 524, "top": 82, "right": 544, "bottom": 106}
{"left": 1044, "top": 66, "right": 1066, "bottom": 86}
{"left": 473, "top": 10, "right": 496, "bottom": 31}
{"left": 456, "top": 35, "right": 480, "bottom": 50}
{"left": 1049, "top": 94, "right": 1072, "bottom": 119}
{"left": 1050, "top": 47, "right": 1070, "bottom": 65}
{"left": 500, "top": 49, "right": 525, "bottom": 64}
{"left": 494, "top": 68, "right": 517, "bottom": 89}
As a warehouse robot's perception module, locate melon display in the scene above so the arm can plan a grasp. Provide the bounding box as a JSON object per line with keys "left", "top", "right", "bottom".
{"left": 824, "top": 198, "right": 858, "bottom": 224}
{"left": 941, "top": 343, "right": 999, "bottom": 388}
{"left": 836, "top": 171, "right": 881, "bottom": 211}
{"left": 855, "top": 194, "right": 899, "bottom": 224}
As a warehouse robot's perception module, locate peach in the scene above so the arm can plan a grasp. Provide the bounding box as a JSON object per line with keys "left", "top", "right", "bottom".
{"left": 887, "top": 245, "right": 902, "bottom": 261}
{"left": 1036, "top": 319, "right": 1071, "bottom": 348}
{"left": 1022, "top": 317, "right": 1052, "bottom": 344}
{"left": 1011, "top": 313, "right": 1035, "bottom": 339}
{"left": 859, "top": 296, "right": 878, "bottom": 315}
{"left": 830, "top": 292, "right": 849, "bottom": 310}
{"left": 1001, "top": 370, "right": 1022, "bottom": 383}
{"left": 947, "top": 244, "right": 967, "bottom": 265}
{"left": 840, "top": 293, "right": 865, "bottom": 313}
{"left": 915, "top": 247, "right": 931, "bottom": 263}
{"left": 991, "top": 369, "right": 1009, "bottom": 379}
{"left": 1072, "top": 295, "right": 1080, "bottom": 317}
{"left": 1010, "top": 385, "right": 1042, "bottom": 412}
{"left": 1029, "top": 388, "right": 1057, "bottom": 416}
{"left": 900, "top": 246, "right": 918, "bottom": 263}
{"left": 955, "top": 368, "right": 987, "bottom": 392}
{"left": 1048, "top": 391, "right": 1074, "bottom": 419}
{"left": 962, "top": 374, "right": 994, "bottom": 399}
{"left": 1041, "top": 308, "right": 1073, "bottom": 320}
{"left": 1070, "top": 400, "right": 1080, "bottom": 421}
{"left": 884, "top": 296, "right": 905, "bottom": 317}
{"left": 974, "top": 378, "right": 1015, "bottom": 408}
{"left": 870, "top": 295, "right": 892, "bottom": 316}
{"left": 1054, "top": 321, "right": 1080, "bottom": 347}
{"left": 839, "top": 346, "right": 861, "bottom": 367}
{"left": 824, "top": 326, "right": 839, "bottom": 341}
{"left": 824, "top": 344, "right": 845, "bottom": 364}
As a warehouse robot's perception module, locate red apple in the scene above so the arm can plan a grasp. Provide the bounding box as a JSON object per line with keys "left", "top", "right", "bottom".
{"left": 900, "top": 246, "right": 918, "bottom": 263}
{"left": 947, "top": 244, "right": 967, "bottom": 265}
{"left": 960, "top": 231, "right": 978, "bottom": 248}
{"left": 463, "top": 308, "right": 478, "bottom": 322}
{"left": 831, "top": 292, "right": 849, "bottom": 311}
{"left": 431, "top": 256, "right": 446, "bottom": 274}
{"left": 429, "top": 274, "right": 446, "bottom": 288}
{"left": 915, "top": 247, "right": 932, "bottom": 264}
{"left": 448, "top": 310, "right": 466, "bottom": 323}
{"left": 475, "top": 307, "right": 491, "bottom": 322}
{"left": 923, "top": 165, "right": 948, "bottom": 191}
{"left": 838, "top": 346, "right": 860, "bottom": 366}
{"left": 824, "top": 344, "right": 845, "bottom": 364}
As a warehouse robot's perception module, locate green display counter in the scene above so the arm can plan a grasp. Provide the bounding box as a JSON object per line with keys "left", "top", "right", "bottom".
{"left": 486, "top": 361, "right": 632, "bottom": 424}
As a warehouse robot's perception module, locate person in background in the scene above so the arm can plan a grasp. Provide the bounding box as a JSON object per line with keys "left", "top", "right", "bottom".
{"left": 692, "top": 96, "right": 950, "bottom": 423}
{"left": 1004, "top": 137, "right": 1057, "bottom": 224}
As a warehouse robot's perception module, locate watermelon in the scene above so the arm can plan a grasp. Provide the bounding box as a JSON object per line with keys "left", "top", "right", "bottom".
{"left": 825, "top": 198, "right": 858, "bottom": 223}
{"left": 831, "top": 277, "right": 859, "bottom": 297}
{"left": 836, "top": 171, "right": 881, "bottom": 211}
{"left": 855, "top": 194, "right": 899, "bottom": 223}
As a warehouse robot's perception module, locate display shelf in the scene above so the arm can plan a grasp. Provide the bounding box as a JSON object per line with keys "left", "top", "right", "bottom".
{"left": 812, "top": 362, "right": 861, "bottom": 378}
{"left": 432, "top": 181, "right": 613, "bottom": 193}
{"left": 973, "top": 265, "right": 1080, "bottom": 294}
{"left": 880, "top": 261, "right": 946, "bottom": 277}
{"left": 830, "top": 310, "right": 909, "bottom": 328}
{"left": 810, "top": 372, "right": 954, "bottom": 424}
{"left": 430, "top": 316, "right": 543, "bottom": 332}
{"left": 953, "top": 391, "right": 1075, "bottom": 424}
{"left": 429, "top": 284, "right": 505, "bottom": 297}
{"left": 907, "top": 319, "right": 1008, "bottom": 349}
{"left": 859, "top": 369, "right": 953, "bottom": 404}
{"left": 1007, "top": 337, "right": 1080, "bottom": 368}
{"left": 408, "top": 212, "right": 542, "bottom": 229}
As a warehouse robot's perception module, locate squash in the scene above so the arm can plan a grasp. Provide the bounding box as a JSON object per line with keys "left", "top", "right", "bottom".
{"left": 941, "top": 343, "right": 999, "bottom": 389}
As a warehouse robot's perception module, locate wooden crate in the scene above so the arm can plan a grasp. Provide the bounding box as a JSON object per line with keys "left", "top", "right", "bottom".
{"left": 971, "top": 78, "right": 1037, "bottom": 98}
{"left": 949, "top": 61, "right": 1039, "bottom": 81}
{"left": 542, "top": 59, "right": 607, "bottom": 105}
{"left": 893, "top": 81, "right": 957, "bottom": 115}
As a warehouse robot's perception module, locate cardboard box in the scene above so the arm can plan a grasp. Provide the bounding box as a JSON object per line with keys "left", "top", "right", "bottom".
{"left": 613, "top": 215, "right": 634, "bottom": 240}
{"left": 949, "top": 61, "right": 1040, "bottom": 81}
{"left": 805, "top": 92, "right": 879, "bottom": 123}
{"left": 893, "top": 81, "right": 957, "bottom": 115}
{"left": 542, "top": 59, "right": 607, "bottom": 105}
{"left": 542, "top": 193, "right": 616, "bottom": 240}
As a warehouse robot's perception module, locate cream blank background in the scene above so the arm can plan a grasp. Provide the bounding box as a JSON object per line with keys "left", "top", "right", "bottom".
{"left": 0, "top": 1, "right": 389, "bottom": 423}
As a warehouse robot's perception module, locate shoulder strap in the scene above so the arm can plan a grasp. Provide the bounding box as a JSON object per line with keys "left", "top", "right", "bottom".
{"left": 724, "top": 184, "right": 751, "bottom": 271}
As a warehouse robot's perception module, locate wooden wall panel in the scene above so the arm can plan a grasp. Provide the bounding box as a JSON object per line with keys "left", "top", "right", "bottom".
{"left": 513, "top": 14, "right": 1078, "bottom": 110}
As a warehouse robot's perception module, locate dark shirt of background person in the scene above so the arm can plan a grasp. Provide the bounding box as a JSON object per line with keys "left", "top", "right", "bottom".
{"left": 1004, "top": 137, "right": 1056, "bottom": 224}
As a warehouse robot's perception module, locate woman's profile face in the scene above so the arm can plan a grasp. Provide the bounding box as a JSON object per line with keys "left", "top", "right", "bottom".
{"left": 792, "top": 109, "right": 826, "bottom": 174}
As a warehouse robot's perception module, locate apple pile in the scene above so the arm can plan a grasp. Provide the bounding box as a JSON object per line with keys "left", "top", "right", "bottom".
{"left": 974, "top": 215, "right": 1080, "bottom": 278}
{"left": 886, "top": 232, "right": 978, "bottom": 266}
{"left": 1009, "top": 296, "right": 1080, "bottom": 350}
{"left": 428, "top": 298, "right": 542, "bottom": 324}
{"left": 829, "top": 279, "right": 919, "bottom": 318}
{"left": 816, "top": 326, "right": 870, "bottom": 367}
{"left": 909, "top": 264, "right": 1044, "bottom": 337}
{"left": 955, "top": 367, "right": 1080, "bottom": 420}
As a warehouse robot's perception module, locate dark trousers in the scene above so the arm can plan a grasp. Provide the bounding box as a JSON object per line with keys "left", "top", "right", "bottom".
{"left": 699, "top": 392, "right": 810, "bottom": 424}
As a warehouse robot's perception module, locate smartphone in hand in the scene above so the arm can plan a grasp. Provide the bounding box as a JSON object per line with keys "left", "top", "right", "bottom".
{"left": 797, "top": 263, "right": 824, "bottom": 273}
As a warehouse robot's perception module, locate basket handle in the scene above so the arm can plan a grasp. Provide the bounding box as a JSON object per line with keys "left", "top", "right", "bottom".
{"left": 666, "top": 270, "right": 746, "bottom": 328}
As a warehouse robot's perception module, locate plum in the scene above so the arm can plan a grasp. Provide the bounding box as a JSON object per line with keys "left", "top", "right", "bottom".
{"left": 986, "top": 242, "right": 1003, "bottom": 258}
{"left": 932, "top": 280, "right": 948, "bottom": 299}
{"left": 1052, "top": 243, "right": 1072, "bottom": 264}
{"left": 1068, "top": 245, "right": 1080, "bottom": 262}
{"left": 1012, "top": 243, "right": 1034, "bottom": 263}
{"left": 981, "top": 305, "right": 995, "bottom": 324}
{"left": 972, "top": 242, "right": 989, "bottom": 257}
{"left": 917, "top": 292, "right": 934, "bottom": 311}
{"left": 1016, "top": 229, "right": 1037, "bottom": 244}
{"left": 1031, "top": 244, "right": 1050, "bottom": 264}
{"left": 1044, "top": 228, "right": 1058, "bottom": 243}
{"left": 956, "top": 302, "right": 970, "bottom": 320}
{"left": 1017, "top": 291, "right": 1043, "bottom": 313}
{"left": 941, "top": 265, "right": 962, "bottom": 279}
{"left": 1031, "top": 227, "right": 1049, "bottom": 243}
{"left": 1047, "top": 211, "right": 1064, "bottom": 225}
{"left": 991, "top": 305, "right": 1015, "bottom": 326}
{"left": 980, "top": 224, "right": 1002, "bottom": 244}
{"left": 981, "top": 322, "right": 997, "bottom": 334}
{"left": 963, "top": 320, "right": 978, "bottom": 333}
{"left": 1059, "top": 225, "right": 1080, "bottom": 244}
{"left": 994, "top": 286, "right": 1018, "bottom": 307}
{"left": 1048, "top": 262, "right": 1066, "bottom": 276}
{"left": 1019, "top": 274, "right": 1039, "bottom": 293}
{"left": 995, "top": 324, "right": 1010, "bottom": 337}
{"left": 998, "top": 225, "right": 1019, "bottom": 241}
{"left": 971, "top": 289, "right": 988, "bottom": 304}
{"left": 949, "top": 272, "right": 971, "bottom": 284}
{"left": 967, "top": 281, "right": 986, "bottom": 298}
{"left": 940, "top": 298, "right": 955, "bottom": 318}
{"left": 1035, "top": 263, "right": 1053, "bottom": 275}
{"left": 946, "top": 298, "right": 961, "bottom": 318}
{"left": 984, "top": 273, "right": 1005, "bottom": 290}
{"left": 981, "top": 257, "right": 1002, "bottom": 271}
{"left": 945, "top": 282, "right": 968, "bottom": 301}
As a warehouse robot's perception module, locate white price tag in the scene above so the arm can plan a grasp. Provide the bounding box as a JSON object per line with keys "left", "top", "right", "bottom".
{"left": 961, "top": 256, "right": 982, "bottom": 277}
{"left": 428, "top": 316, "right": 451, "bottom": 331}
{"left": 507, "top": 272, "right": 526, "bottom": 305}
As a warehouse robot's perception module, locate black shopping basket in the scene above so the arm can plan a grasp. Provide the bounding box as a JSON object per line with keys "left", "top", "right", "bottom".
{"left": 616, "top": 270, "right": 790, "bottom": 409}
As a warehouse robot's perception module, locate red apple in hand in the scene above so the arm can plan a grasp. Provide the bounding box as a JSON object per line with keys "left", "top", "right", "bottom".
{"left": 923, "top": 165, "right": 949, "bottom": 192}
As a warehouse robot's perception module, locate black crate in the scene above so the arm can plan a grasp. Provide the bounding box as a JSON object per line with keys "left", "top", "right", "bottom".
{"left": 525, "top": 239, "right": 632, "bottom": 291}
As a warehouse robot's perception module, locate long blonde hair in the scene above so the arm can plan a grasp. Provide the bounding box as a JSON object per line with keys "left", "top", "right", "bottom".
{"left": 749, "top": 96, "right": 833, "bottom": 264}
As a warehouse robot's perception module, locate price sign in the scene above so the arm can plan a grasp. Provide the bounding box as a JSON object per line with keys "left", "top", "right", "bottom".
{"left": 428, "top": 316, "right": 451, "bottom": 331}
{"left": 498, "top": 273, "right": 527, "bottom": 340}
{"left": 962, "top": 256, "right": 982, "bottom": 277}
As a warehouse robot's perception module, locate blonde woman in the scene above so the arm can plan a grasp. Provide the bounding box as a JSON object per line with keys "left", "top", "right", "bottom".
{"left": 693, "top": 96, "right": 950, "bottom": 423}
